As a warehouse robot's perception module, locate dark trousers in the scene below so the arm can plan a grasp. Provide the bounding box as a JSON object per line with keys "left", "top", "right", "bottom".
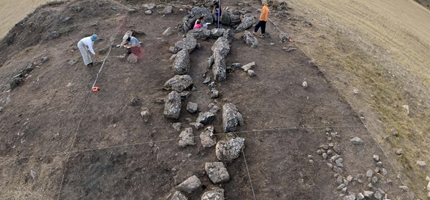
{"left": 254, "top": 21, "right": 267, "bottom": 34}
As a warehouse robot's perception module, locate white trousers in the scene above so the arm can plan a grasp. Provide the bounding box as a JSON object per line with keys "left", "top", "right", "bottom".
{"left": 77, "top": 41, "right": 92, "bottom": 65}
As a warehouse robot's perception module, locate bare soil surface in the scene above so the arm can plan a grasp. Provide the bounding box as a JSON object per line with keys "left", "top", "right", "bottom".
{"left": 0, "top": 0, "right": 418, "bottom": 199}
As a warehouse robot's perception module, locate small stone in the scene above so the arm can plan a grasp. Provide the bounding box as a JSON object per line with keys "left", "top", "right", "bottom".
{"left": 346, "top": 175, "right": 353, "bottom": 182}
{"left": 176, "top": 175, "right": 201, "bottom": 193}
{"left": 322, "top": 153, "right": 327, "bottom": 159}
{"left": 353, "top": 88, "right": 359, "bottom": 94}
{"left": 179, "top": 91, "right": 192, "bottom": 99}
{"left": 373, "top": 155, "right": 380, "bottom": 162}
{"left": 376, "top": 161, "right": 383, "bottom": 167}
{"left": 0, "top": 107, "right": 3, "bottom": 113}
{"left": 241, "top": 61, "right": 255, "bottom": 72}
{"left": 327, "top": 162, "right": 333, "bottom": 169}
{"left": 307, "top": 155, "right": 313, "bottom": 159}
{"left": 316, "top": 149, "right": 322, "bottom": 154}
{"left": 343, "top": 194, "right": 355, "bottom": 200}
{"left": 203, "top": 77, "right": 211, "bottom": 84}
{"left": 68, "top": 59, "right": 77, "bottom": 65}
{"left": 396, "top": 149, "right": 403, "bottom": 155}
{"left": 356, "top": 193, "right": 364, "bottom": 200}
{"left": 350, "top": 137, "right": 364, "bottom": 145}
{"left": 30, "top": 170, "right": 36, "bottom": 180}
{"left": 201, "top": 187, "right": 224, "bottom": 200}
{"left": 320, "top": 144, "right": 329, "bottom": 150}
{"left": 399, "top": 186, "right": 408, "bottom": 192}
{"left": 208, "top": 103, "right": 220, "bottom": 113}
{"left": 302, "top": 81, "right": 308, "bottom": 88}
{"left": 172, "top": 123, "right": 182, "bottom": 131}
{"left": 417, "top": 161, "right": 427, "bottom": 167}
{"left": 189, "top": 122, "right": 204, "bottom": 130}
{"left": 163, "top": 27, "right": 174, "bottom": 36}
{"left": 374, "top": 167, "right": 380, "bottom": 173}
{"left": 40, "top": 57, "right": 48, "bottom": 63}
{"left": 374, "top": 191, "right": 382, "bottom": 199}
{"left": 337, "top": 184, "right": 346, "bottom": 190}
{"left": 211, "top": 90, "right": 219, "bottom": 98}
{"left": 187, "top": 102, "right": 198, "bottom": 114}
{"left": 166, "top": 191, "right": 187, "bottom": 200}
{"left": 392, "top": 129, "right": 399, "bottom": 136}
{"left": 381, "top": 168, "right": 388, "bottom": 176}
{"left": 327, "top": 149, "right": 333, "bottom": 155}
{"left": 335, "top": 158, "right": 344, "bottom": 168}
{"left": 196, "top": 112, "right": 215, "bottom": 125}
{"left": 215, "top": 137, "right": 245, "bottom": 161}
{"left": 200, "top": 126, "right": 216, "bottom": 148}
{"left": 363, "top": 191, "right": 374, "bottom": 197}
{"left": 372, "top": 176, "right": 378, "bottom": 183}
{"left": 336, "top": 176, "right": 343, "bottom": 184}
{"left": 247, "top": 70, "right": 256, "bottom": 77}
{"left": 145, "top": 10, "right": 152, "bottom": 15}
{"left": 366, "top": 170, "right": 373, "bottom": 177}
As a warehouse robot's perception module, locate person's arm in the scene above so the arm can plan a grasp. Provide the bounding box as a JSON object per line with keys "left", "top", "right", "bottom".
{"left": 87, "top": 42, "right": 96, "bottom": 55}
{"left": 213, "top": 6, "right": 215, "bottom": 14}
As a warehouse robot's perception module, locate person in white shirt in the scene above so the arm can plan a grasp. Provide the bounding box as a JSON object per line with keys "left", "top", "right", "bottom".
{"left": 77, "top": 34, "right": 98, "bottom": 67}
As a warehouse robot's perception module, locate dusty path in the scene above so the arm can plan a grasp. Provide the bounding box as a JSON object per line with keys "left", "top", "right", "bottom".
{"left": 0, "top": 0, "right": 418, "bottom": 199}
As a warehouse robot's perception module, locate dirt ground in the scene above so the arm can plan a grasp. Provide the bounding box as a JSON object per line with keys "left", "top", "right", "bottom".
{"left": 273, "top": 0, "right": 430, "bottom": 197}
{"left": 0, "top": 0, "right": 421, "bottom": 199}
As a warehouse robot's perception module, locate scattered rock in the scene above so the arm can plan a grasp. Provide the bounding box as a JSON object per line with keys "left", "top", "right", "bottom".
{"left": 196, "top": 112, "right": 215, "bottom": 125}
{"left": 201, "top": 187, "right": 224, "bottom": 200}
{"left": 392, "top": 129, "right": 399, "bottom": 137}
{"left": 187, "top": 102, "right": 198, "bottom": 113}
{"left": 68, "top": 59, "right": 77, "bottom": 65}
{"left": 223, "top": 103, "right": 244, "bottom": 133}
{"left": 145, "top": 10, "right": 152, "bottom": 15}
{"left": 179, "top": 91, "right": 192, "bottom": 99}
{"left": 166, "top": 190, "right": 188, "bottom": 200}
{"left": 190, "top": 122, "right": 204, "bottom": 130}
{"left": 164, "top": 91, "right": 181, "bottom": 119}
{"left": 356, "top": 193, "right": 364, "bottom": 200}
{"left": 373, "top": 155, "right": 380, "bottom": 162}
{"left": 343, "top": 194, "right": 355, "bottom": 200}
{"left": 302, "top": 81, "right": 308, "bottom": 88}
{"left": 164, "top": 75, "right": 193, "bottom": 92}
{"left": 247, "top": 70, "right": 256, "bottom": 77}
{"left": 173, "top": 122, "right": 182, "bottom": 131}
{"left": 210, "top": 89, "right": 219, "bottom": 98}
{"left": 40, "top": 57, "right": 48, "bottom": 63}
{"left": 417, "top": 160, "right": 427, "bottom": 167}
{"left": 200, "top": 126, "right": 216, "bottom": 148}
{"left": 203, "top": 77, "right": 211, "bottom": 84}
{"left": 50, "top": 31, "right": 60, "bottom": 38}
{"left": 176, "top": 175, "right": 201, "bottom": 194}
{"left": 162, "top": 6, "right": 173, "bottom": 14}
{"left": 363, "top": 191, "right": 374, "bottom": 197}
{"left": 279, "top": 32, "right": 291, "bottom": 42}
{"left": 205, "top": 162, "right": 230, "bottom": 184}
{"left": 350, "top": 137, "right": 364, "bottom": 145}
{"left": 163, "top": 27, "right": 174, "bottom": 36}
{"left": 140, "top": 107, "right": 150, "bottom": 122}
{"left": 353, "top": 88, "right": 359, "bottom": 94}
{"left": 173, "top": 50, "right": 191, "bottom": 74}
{"left": 242, "top": 62, "right": 255, "bottom": 72}
{"left": 396, "top": 148, "right": 403, "bottom": 155}
{"left": 208, "top": 103, "right": 220, "bottom": 113}
{"left": 399, "top": 185, "right": 408, "bottom": 192}
{"left": 231, "top": 63, "right": 242, "bottom": 69}
{"left": 366, "top": 170, "right": 374, "bottom": 178}
{"left": 243, "top": 31, "right": 258, "bottom": 47}
{"left": 143, "top": 3, "right": 155, "bottom": 10}
{"left": 179, "top": 128, "right": 195, "bottom": 147}
{"left": 374, "top": 191, "right": 382, "bottom": 199}
{"left": 215, "top": 137, "right": 245, "bottom": 161}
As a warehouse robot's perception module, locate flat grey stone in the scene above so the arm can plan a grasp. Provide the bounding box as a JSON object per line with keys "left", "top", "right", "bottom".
{"left": 176, "top": 175, "right": 201, "bottom": 194}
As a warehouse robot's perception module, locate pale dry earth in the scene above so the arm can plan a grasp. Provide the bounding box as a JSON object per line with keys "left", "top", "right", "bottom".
{"left": 0, "top": 0, "right": 53, "bottom": 39}
{"left": 276, "top": 0, "right": 430, "bottom": 197}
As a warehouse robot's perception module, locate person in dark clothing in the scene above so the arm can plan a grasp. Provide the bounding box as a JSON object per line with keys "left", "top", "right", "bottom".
{"left": 213, "top": 1, "right": 222, "bottom": 28}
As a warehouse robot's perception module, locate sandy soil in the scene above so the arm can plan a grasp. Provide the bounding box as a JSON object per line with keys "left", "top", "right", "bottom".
{"left": 0, "top": 0, "right": 421, "bottom": 199}
{"left": 274, "top": 0, "right": 430, "bottom": 197}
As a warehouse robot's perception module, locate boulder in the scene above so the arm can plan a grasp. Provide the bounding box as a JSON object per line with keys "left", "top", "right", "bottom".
{"left": 165, "top": 191, "right": 188, "bottom": 200}
{"left": 216, "top": 137, "right": 245, "bottom": 161}
{"left": 164, "top": 91, "right": 181, "bottom": 119}
{"left": 196, "top": 112, "right": 215, "bottom": 125}
{"left": 210, "top": 28, "right": 225, "bottom": 38}
{"left": 142, "top": 3, "right": 155, "bottom": 10}
{"left": 182, "top": 7, "right": 214, "bottom": 32}
{"left": 223, "top": 103, "right": 244, "bottom": 132}
{"left": 164, "top": 75, "right": 193, "bottom": 92}
{"left": 221, "top": 13, "right": 231, "bottom": 26}
{"left": 223, "top": 29, "right": 235, "bottom": 44}
{"left": 201, "top": 187, "right": 224, "bottom": 200}
{"left": 279, "top": 32, "right": 291, "bottom": 42}
{"left": 179, "top": 128, "right": 195, "bottom": 147}
{"left": 200, "top": 126, "right": 216, "bottom": 148}
{"left": 210, "top": 89, "right": 219, "bottom": 99}
{"left": 205, "top": 162, "right": 230, "bottom": 184}
{"left": 187, "top": 102, "right": 198, "bottom": 113}
{"left": 243, "top": 31, "right": 258, "bottom": 46}
{"left": 170, "top": 36, "right": 197, "bottom": 54}
{"left": 350, "top": 137, "right": 364, "bottom": 145}
{"left": 235, "top": 14, "right": 255, "bottom": 32}
{"left": 211, "top": 37, "right": 230, "bottom": 82}
{"left": 173, "top": 50, "right": 190, "bottom": 74}
{"left": 211, "top": 37, "right": 230, "bottom": 57}
{"left": 162, "top": 6, "right": 173, "bottom": 14}
{"left": 187, "top": 28, "right": 211, "bottom": 40}
{"left": 180, "top": 91, "right": 192, "bottom": 99}
{"left": 176, "top": 175, "right": 202, "bottom": 194}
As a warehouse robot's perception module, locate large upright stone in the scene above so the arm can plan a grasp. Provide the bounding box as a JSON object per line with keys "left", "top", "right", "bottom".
{"left": 164, "top": 75, "right": 193, "bottom": 92}
{"left": 176, "top": 175, "right": 202, "bottom": 194}
{"left": 187, "top": 28, "right": 211, "bottom": 40}
{"left": 223, "top": 103, "right": 244, "bottom": 133}
{"left": 164, "top": 91, "right": 181, "bottom": 119}
{"left": 170, "top": 36, "right": 197, "bottom": 54}
{"left": 211, "top": 37, "right": 230, "bottom": 82}
{"left": 235, "top": 14, "right": 255, "bottom": 32}
{"left": 173, "top": 50, "right": 190, "bottom": 75}
{"left": 215, "top": 137, "right": 245, "bottom": 161}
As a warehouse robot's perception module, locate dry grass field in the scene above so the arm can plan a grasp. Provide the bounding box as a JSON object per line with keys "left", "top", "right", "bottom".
{"left": 0, "top": 0, "right": 52, "bottom": 39}
{"left": 281, "top": 0, "right": 430, "bottom": 197}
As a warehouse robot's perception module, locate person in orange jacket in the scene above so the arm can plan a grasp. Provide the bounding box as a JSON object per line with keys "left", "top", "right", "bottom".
{"left": 254, "top": 1, "right": 270, "bottom": 37}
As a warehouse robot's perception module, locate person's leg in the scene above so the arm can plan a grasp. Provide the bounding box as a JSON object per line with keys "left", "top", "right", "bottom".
{"left": 78, "top": 42, "right": 91, "bottom": 66}
{"left": 254, "top": 21, "right": 262, "bottom": 34}
{"left": 261, "top": 21, "right": 267, "bottom": 35}
{"left": 127, "top": 48, "right": 132, "bottom": 55}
